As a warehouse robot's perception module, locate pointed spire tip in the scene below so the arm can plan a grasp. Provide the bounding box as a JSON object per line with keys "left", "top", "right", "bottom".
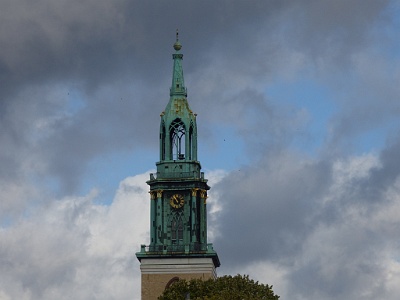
{"left": 173, "top": 29, "right": 182, "bottom": 51}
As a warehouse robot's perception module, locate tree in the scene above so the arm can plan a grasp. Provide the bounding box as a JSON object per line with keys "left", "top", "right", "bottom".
{"left": 158, "top": 274, "right": 280, "bottom": 300}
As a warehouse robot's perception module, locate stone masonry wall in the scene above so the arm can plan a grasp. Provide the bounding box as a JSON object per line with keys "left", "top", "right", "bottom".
{"left": 141, "top": 272, "right": 214, "bottom": 300}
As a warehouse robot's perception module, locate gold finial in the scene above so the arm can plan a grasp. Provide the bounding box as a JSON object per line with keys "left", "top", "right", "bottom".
{"left": 173, "top": 29, "right": 182, "bottom": 51}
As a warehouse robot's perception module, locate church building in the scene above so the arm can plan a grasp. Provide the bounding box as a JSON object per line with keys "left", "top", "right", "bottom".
{"left": 136, "top": 33, "right": 220, "bottom": 300}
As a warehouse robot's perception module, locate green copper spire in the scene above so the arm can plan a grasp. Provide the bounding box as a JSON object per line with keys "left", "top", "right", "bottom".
{"left": 160, "top": 31, "right": 197, "bottom": 162}
{"left": 170, "top": 30, "right": 187, "bottom": 97}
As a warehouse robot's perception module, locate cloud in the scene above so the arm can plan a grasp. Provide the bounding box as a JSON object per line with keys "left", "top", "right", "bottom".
{"left": 1, "top": 1, "right": 400, "bottom": 299}
{"left": 1, "top": 0, "right": 396, "bottom": 195}
{"left": 4, "top": 155, "right": 399, "bottom": 300}
{"left": 214, "top": 151, "right": 332, "bottom": 266}
{"left": 0, "top": 173, "right": 149, "bottom": 300}
{"left": 213, "top": 145, "right": 400, "bottom": 299}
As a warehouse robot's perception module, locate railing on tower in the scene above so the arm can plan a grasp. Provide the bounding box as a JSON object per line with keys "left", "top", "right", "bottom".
{"left": 149, "top": 171, "right": 205, "bottom": 180}
{"left": 140, "top": 243, "right": 210, "bottom": 254}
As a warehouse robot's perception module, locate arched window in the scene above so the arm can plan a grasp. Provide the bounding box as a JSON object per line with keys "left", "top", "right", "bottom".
{"left": 171, "top": 213, "right": 184, "bottom": 244}
{"left": 165, "top": 277, "right": 180, "bottom": 290}
{"left": 161, "top": 123, "right": 166, "bottom": 160}
{"left": 188, "top": 124, "right": 194, "bottom": 160}
{"left": 170, "top": 119, "right": 185, "bottom": 160}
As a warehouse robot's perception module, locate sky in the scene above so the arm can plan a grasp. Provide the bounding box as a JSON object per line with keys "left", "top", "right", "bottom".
{"left": 1, "top": 0, "right": 400, "bottom": 299}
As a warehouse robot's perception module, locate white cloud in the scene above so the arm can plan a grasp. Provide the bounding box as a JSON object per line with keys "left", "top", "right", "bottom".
{"left": 0, "top": 172, "right": 150, "bottom": 300}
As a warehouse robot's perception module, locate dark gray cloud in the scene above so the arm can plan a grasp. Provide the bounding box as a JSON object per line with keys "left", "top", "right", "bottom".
{"left": 1, "top": 0, "right": 395, "bottom": 191}
{"left": 283, "top": 0, "right": 390, "bottom": 63}
{"left": 213, "top": 151, "right": 332, "bottom": 265}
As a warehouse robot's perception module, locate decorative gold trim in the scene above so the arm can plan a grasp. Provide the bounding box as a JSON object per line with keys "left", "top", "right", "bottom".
{"left": 149, "top": 191, "right": 156, "bottom": 200}
{"left": 200, "top": 189, "right": 207, "bottom": 199}
{"left": 191, "top": 188, "right": 199, "bottom": 197}
{"left": 156, "top": 190, "right": 163, "bottom": 198}
{"left": 199, "top": 189, "right": 208, "bottom": 204}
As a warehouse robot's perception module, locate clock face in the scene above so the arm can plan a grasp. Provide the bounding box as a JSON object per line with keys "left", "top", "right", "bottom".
{"left": 170, "top": 194, "right": 185, "bottom": 209}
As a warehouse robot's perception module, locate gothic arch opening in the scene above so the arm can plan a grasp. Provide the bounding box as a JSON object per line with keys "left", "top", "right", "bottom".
{"left": 161, "top": 122, "right": 166, "bottom": 160}
{"left": 170, "top": 119, "right": 186, "bottom": 160}
{"left": 188, "top": 124, "right": 194, "bottom": 160}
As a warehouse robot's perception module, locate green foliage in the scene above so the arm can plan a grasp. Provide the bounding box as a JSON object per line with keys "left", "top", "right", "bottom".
{"left": 158, "top": 274, "right": 280, "bottom": 300}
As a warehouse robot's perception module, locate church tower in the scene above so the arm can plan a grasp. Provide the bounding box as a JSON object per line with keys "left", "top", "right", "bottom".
{"left": 136, "top": 33, "right": 220, "bottom": 300}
